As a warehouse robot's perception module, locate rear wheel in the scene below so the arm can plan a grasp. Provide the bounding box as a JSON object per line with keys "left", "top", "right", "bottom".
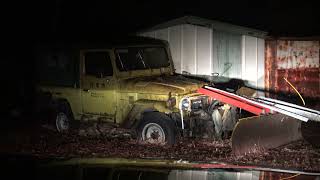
{"left": 55, "top": 102, "right": 73, "bottom": 132}
{"left": 138, "top": 112, "right": 176, "bottom": 145}
{"left": 56, "top": 112, "right": 70, "bottom": 132}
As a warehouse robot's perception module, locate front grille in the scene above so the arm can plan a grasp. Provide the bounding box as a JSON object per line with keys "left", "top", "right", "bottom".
{"left": 191, "top": 96, "right": 208, "bottom": 110}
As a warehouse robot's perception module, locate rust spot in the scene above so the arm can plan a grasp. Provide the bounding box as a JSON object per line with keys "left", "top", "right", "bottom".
{"left": 265, "top": 40, "right": 320, "bottom": 98}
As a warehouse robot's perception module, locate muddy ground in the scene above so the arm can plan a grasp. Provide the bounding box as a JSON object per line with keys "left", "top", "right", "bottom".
{"left": 1, "top": 122, "right": 320, "bottom": 173}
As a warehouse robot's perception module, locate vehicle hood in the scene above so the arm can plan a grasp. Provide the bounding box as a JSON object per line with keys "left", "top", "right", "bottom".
{"left": 120, "top": 75, "right": 206, "bottom": 95}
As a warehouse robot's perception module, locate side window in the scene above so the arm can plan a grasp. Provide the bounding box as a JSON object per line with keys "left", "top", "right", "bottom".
{"left": 36, "top": 51, "right": 76, "bottom": 87}
{"left": 84, "top": 51, "right": 113, "bottom": 77}
{"left": 44, "top": 52, "right": 71, "bottom": 71}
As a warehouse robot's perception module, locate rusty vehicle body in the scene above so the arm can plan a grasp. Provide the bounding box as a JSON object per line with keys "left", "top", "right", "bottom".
{"left": 34, "top": 37, "right": 237, "bottom": 144}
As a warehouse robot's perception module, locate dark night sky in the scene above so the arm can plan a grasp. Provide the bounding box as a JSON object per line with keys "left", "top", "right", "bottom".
{"left": 2, "top": 0, "right": 320, "bottom": 68}
{"left": 3, "top": 0, "right": 320, "bottom": 44}
{"left": 3, "top": 0, "right": 319, "bottom": 69}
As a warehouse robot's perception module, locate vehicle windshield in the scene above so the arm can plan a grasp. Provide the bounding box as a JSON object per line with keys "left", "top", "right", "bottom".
{"left": 115, "top": 47, "right": 170, "bottom": 71}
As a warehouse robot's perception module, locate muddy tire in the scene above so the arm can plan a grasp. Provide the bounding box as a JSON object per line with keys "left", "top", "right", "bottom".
{"left": 137, "top": 112, "right": 176, "bottom": 145}
{"left": 55, "top": 102, "right": 73, "bottom": 133}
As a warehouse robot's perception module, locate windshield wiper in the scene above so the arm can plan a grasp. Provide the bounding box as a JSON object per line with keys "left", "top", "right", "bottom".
{"left": 117, "top": 53, "right": 127, "bottom": 71}
{"left": 137, "top": 50, "right": 150, "bottom": 69}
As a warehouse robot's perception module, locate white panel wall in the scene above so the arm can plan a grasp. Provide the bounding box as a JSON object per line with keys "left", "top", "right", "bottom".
{"left": 168, "top": 170, "right": 208, "bottom": 180}
{"left": 168, "top": 26, "right": 182, "bottom": 73}
{"left": 242, "top": 36, "right": 257, "bottom": 85}
{"left": 241, "top": 35, "right": 265, "bottom": 90}
{"left": 196, "top": 26, "right": 212, "bottom": 75}
{"left": 139, "top": 26, "right": 265, "bottom": 92}
{"left": 212, "top": 31, "right": 242, "bottom": 79}
{"left": 140, "top": 24, "right": 213, "bottom": 74}
{"left": 182, "top": 24, "right": 197, "bottom": 74}
{"left": 168, "top": 170, "right": 260, "bottom": 180}
{"left": 257, "top": 38, "right": 265, "bottom": 90}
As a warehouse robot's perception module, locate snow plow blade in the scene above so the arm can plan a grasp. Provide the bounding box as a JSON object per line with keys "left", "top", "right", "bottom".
{"left": 231, "top": 113, "right": 302, "bottom": 156}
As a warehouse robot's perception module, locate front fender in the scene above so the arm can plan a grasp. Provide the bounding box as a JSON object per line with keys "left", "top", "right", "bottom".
{"left": 121, "top": 100, "right": 177, "bottom": 129}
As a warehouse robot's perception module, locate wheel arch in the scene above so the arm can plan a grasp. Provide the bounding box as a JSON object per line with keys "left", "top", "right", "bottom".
{"left": 52, "top": 98, "right": 74, "bottom": 120}
{"left": 120, "top": 100, "right": 177, "bottom": 129}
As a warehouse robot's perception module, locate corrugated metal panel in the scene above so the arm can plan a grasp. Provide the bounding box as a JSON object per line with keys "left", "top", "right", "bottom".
{"left": 242, "top": 35, "right": 265, "bottom": 90}
{"left": 168, "top": 25, "right": 182, "bottom": 73}
{"left": 244, "top": 36, "right": 258, "bottom": 86}
{"left": 228, "top": 34, "right": 242, "bottom": 78}
{"left": 257, "top": 38, "right": 265, "bottom": 90}
{"left": 140, "top": 24, "right": 213, "bottom": 75}
{"left": 212, "top": 31, "right": 242, "bottom": 78}
{"left": 139, "top": 26, "right": 265, "bottom": 89}
{"left": 211, "top": 171, "right": 260, "bottom": 180}
{"left": 168, "top": 170, "right": 208, "bottom": 180}
{"left": 168, "top": 170, "right": 260, "bottom": 180}
{"left": 182, "top": 24, "right": 197, "bottom": 74}
{"left": 265, "top": 40, "right": 320, "bottom": 98}
{"left": 277, "top": 41, "right": 319, "bottom": 69}
{"left": 196, "top": 26, "right": 212, "bottom": 75}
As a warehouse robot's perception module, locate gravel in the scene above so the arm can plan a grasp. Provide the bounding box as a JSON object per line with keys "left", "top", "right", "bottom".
{"left": 1, "top": 124, "right": 320, "bottom": 172}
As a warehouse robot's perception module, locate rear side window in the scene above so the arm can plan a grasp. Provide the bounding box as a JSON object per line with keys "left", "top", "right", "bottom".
{"left": 36, "top": 51, "right": 77, "bottom": 87}
{"left": 84, "top": 51, "right": 113, "bottom": 77}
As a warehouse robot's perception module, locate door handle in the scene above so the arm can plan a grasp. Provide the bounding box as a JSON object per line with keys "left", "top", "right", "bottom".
{"left": 83, "top": 89, "right": 90, "bottom": 92}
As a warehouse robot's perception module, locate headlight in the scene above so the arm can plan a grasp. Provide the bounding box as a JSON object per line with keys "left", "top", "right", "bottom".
{"left": 179, "top": 96, "right": 209, "bottom": 111}
{"left": 181, "top": 98, "right": 190, "bottom": 110}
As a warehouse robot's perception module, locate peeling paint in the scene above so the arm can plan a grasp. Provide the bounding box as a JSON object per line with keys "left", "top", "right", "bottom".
{"left": 277, "top": 41, "right": 319, "bottom": 69}
{"left": 265, "top": 40, "right": 320, "bottom": 98}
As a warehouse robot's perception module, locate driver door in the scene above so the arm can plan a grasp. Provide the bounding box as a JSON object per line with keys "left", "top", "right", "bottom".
{"left": 81, "top": 50, "right": 116, "bottom": 121}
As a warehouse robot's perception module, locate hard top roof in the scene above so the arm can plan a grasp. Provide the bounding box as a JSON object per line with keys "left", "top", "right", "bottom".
{"left": 35, "top": 36, "right": 167, "bottom": 51}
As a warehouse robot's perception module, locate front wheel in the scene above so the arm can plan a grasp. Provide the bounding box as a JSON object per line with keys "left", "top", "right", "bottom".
{"left": 137, "top": 112, "right": 176, "bottom": 145}
{"left": 55, "top": 111, "right": 70, "bottom": 132}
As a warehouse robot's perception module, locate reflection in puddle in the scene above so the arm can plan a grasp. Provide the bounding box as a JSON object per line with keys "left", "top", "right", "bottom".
{"left": 38, "top": 166, "right": 320, "bottom": 180}
{"left": 2, "top": 155, "right": 319, "bottom": 180}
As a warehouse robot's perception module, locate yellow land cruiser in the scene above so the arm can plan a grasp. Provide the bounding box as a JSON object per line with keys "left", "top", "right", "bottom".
{"left": 35, "top": 37, "right": 230, "bottom": 144}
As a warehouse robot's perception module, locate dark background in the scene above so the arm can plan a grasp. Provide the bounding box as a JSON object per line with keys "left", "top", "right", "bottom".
{"left": 2, "top": 0, "right": 320, "bottom": 117}
{"left": 3, "top": 0, "right": 320, "bottom": 42}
